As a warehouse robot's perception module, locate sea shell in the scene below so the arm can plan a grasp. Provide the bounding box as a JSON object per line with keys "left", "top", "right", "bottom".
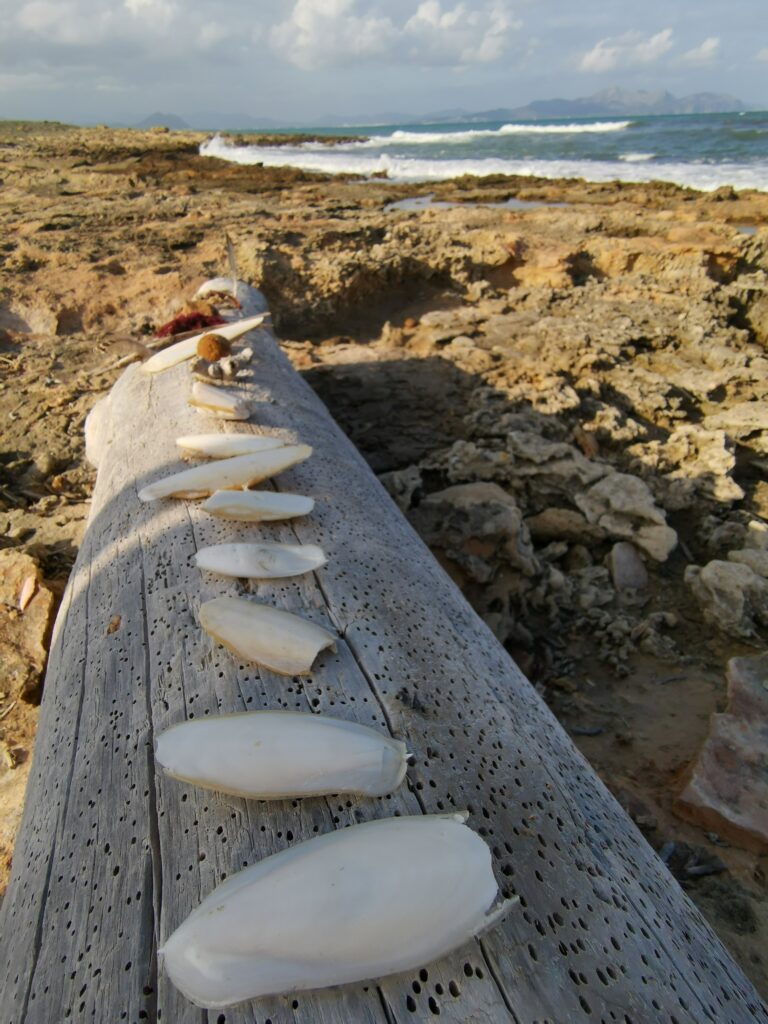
{"left": 138, "top": 445, "right": 312, "bottom": 502}
{"left": 160, "top": 813, "right": 514, "bottom": 1008}
{"left": 201, "top": 490, "right": 314, "bottom": 522}
{"left": 141, "top": 314, "right": 266, "bottom": 374}
{"left": 176, "top": 433, "right": 287, "bottom": 458}
{"left": 195, "top": 542, "right": 326, "bottom": 579}
{"left": 188, "top": 381, "right": 250, "bottom": 420}
{"left": 199, "top": 596, "right": 335, "bottom": 675}
{"left": 155, "top": 711, "right": 408, "bottom": 799}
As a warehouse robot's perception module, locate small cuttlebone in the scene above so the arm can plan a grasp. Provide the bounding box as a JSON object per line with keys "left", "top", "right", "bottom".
{"left": 201, "top": 490, "right": 314, "bottom": 522}
{"left": 176, "top": 433, "right": 288, "bottom": 458}
{"left": 160, "top": 813, "right": 516, "bottom": 1008}
{"left": 141, "top": 314, "right": 266, "bottom": 374}
{"left": 199, "top": 596, "right": 335, "bottom": 675}
{"left": 155, "top": 711, "right": 408, "bottom": 799}
{"left": 195, "top": 542, "right": 326, "bottom": 579}
{"left": 188, "top": 381, "right": 250, "bottom": 420}
{"left": 138, "top": 445, "right": 312, "bottom": 502}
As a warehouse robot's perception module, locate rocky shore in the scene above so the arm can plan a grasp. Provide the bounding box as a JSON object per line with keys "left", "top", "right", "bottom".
{"left": 1, "top": 122, "right": 767, "bottom": 993}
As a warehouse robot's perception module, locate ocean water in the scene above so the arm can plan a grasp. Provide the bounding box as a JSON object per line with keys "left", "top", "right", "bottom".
{"left": 201, "top": 111, "right": 768, "bottom": 193}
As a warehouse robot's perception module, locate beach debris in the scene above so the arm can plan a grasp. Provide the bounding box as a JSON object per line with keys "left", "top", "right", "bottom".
{"left": 196, "top": 332, "right": 230, "bottom": 362}
{"left": 17, "top": 575, "right": 37, "bottom": 612}
{"left": 141, "top": 314, "right": 265, "bottom": 374}
{"left": 155, "top": 711, "right": 407, "bottom": 799}
{"left": 201, "top": 489, "right": 315, "bottom": 521}
{"left": 106, "top": 615, "right": 122, "bottom": 635}
{"left": 138, "top": 445, "right": 311, "bottom": 501}
{"left": 160, "top": 813, "right": 515, "bottom": 1007}
{"left": 176, "top": 433, "right": 287, "bottom": 458}
{"left": 195, "top": 542, "right": 326, "bottom": 579}
{"left": 188, "top": 381, "right": 251, "bottom": 420}
{"left": 155, "top": 311, "right": 224, "bottom": 338}
{"left": 199, "top": 596, "right": 335, "bottom": 675}
{"left": 191, "top": 346, "right": 254, "bottom": 381}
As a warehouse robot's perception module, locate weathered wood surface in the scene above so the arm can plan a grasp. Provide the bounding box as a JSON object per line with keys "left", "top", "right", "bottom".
{"left": 1, "top": 294, "right": 767, "bottom": 1024}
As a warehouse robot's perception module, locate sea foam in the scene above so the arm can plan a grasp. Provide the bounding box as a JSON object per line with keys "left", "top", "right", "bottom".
{"left": 201, "top": 135, "right": 768, "bottom": 193}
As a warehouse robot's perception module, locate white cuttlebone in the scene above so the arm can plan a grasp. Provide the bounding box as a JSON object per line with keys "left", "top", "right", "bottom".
{"left": 176, "top": 433, "right": 287, "bottom": 458}
{"left": 155, "top": 711, "right": 408, "bottom": 799}
{"left": 195, "top": 542, "right": 326, "bottom": 579}
{"left": 188, "top": 381, "right": 251, "bottom": 420}
{"left": 201, "top": 490, "right": 314, "bottom": 522}
{"left": 138, "top": 446, "right": 312, "bottom": 502}
{"left": 160, "top": 813, "right": 515, "bottom": 1008}
{"left": 199, "top": 596, "right": 335, "bottom": 675}
{"left": 140, "top": 314, "right": 266, "bottom": 374}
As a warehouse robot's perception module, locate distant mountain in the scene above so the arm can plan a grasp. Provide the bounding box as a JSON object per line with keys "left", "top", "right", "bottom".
{"left": 122, "top": 89, "right": 749, "bottom": 136}
{"left": 445, "top": 88, "right": 745, "bottom": 123}
{"left": 134, "top": 112, "right": 191, "bottom": 130}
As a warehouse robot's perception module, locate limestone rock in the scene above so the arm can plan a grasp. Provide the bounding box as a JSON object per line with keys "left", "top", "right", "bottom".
{"left": 0, "top": 550, "right": 55, "bottom": 702}
{"left": 729, "top": 548, "right": 768, "bottom": 579}
{"left": 575, "top": 473, "right": 678, "bottom": 561}
{"left": 525, "top": 507, "right": 606, "bottom": 544}
{"left": 685, "top": 560, "right": 768, "bottom": 639}
{"left": 409, "top": 482, "right": 537, "bottom": 583}
{"left": 607, "top": 542, "right": 649, "bottom": 590}
{"left": 675, "top": 653, "right": 768, "bottom": 853}
{"left": 378, "top": 465, "right": 422, "bottom": 513}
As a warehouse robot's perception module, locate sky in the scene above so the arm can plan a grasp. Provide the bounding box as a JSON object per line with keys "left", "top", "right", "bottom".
{"left": 0, "top": 0, "right": 765, "bottom": 124}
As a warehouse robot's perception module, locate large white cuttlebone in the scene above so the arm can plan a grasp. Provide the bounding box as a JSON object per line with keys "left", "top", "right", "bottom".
{"left": 155, "top": 711, "right": 408, "bottom": 799}
{"left": 138, "top": 445, "right": 312, "bottom": 502}
{"left": 160, "top": 813, "right": 516, "bottom": 1008}
{"left": 176, "top": 433, "right": 288, "bottom": 458}
{"left": 199, "top": 596, "right": 335, "bottom": 675}
{"left": 195, "top": 542, "right": 326, "bottom": 579}
{"left": 141, "top": 314, "right": 266, "bottom": 375}
{"left": 201, "top": 490, "right": 314, "bottom": 522}
{"left": 188, "top": 381, "right": 251, "bottom": 420}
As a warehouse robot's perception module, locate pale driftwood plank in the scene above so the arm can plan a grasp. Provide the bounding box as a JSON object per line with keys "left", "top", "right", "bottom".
{"left": 0, "top": 296, "right": 766, "bottom": 1024}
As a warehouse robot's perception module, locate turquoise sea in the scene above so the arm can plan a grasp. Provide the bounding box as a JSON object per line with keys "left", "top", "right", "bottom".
{"left": 202, "top": 111, "right": 768, "bottom": 192}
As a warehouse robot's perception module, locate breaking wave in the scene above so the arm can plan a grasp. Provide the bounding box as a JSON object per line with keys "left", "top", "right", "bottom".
{"left": 200, "top": 135, "right": 768, "bottom": 193}
{"left": 341, "top": 121, "right": 633, "bottom": 147}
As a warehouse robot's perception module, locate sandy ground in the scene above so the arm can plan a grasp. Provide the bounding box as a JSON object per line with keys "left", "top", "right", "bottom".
{"left": 1, "top": 121, "right": 767, "bottom": 995}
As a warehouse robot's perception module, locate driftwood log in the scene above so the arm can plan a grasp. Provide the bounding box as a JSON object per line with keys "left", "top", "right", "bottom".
{"left": 1, "top": 284, "right": 766, "bottom": 1024}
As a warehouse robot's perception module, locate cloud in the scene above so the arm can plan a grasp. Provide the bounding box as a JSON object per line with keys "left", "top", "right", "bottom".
{"left": 680, "top": 36, "right": 719, "bottom": 65}
{"left": 756, "top": 47, "right": 768, "bottom": 62}
{"left": 579, "top": 28, "right": 673, "bottom": 73}
{"left": 270, "top": 0, "right": 519, "bottom": 71}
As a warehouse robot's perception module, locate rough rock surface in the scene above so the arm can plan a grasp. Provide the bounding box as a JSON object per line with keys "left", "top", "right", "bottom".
{"left": 0, "top": 550, "right": 54, "bottom": 702}
{"left": 675, "top": 653, "right": 768, "bottom": 852}
{"left": 686, "top": 560, "right": 768, "bottom": 639}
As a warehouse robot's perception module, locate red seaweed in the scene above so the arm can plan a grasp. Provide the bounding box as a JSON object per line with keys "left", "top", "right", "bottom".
{"left": 155, "top": 312, "right": 225, "bottom": 338}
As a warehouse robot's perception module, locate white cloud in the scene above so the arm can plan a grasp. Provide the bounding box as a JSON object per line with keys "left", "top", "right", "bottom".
{"left": 579, "top": 28, "right": 673, "bottom": 73}
{"left": 756, "top": 47, "right": 768, "bottom": 62}
{"left": 681, "top": 36, "right": 719, "bottom": 65}
{"left": 271, "top": 0, "right": 518, "bottom": 71}
{"left": 124, "top": 0, "right": 177, "bottom": 29}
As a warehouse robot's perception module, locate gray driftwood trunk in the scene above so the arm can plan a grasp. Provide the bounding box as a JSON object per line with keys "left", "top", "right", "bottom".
{"left": 1, "top": 290, "right": 766, "bottom": 1024}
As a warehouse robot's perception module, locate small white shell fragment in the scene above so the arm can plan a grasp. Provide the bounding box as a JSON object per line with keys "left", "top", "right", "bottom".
{"left": 199, "top": 596, "right": 335, "bottom": 675}
{"left": 201, "top": 490, "right": 314, "bottom": 522}
{"left": 141, "top": 314, "right": 266, "bottom": 374}
{"left": 155, "top": 711, "right": 408, "bottom": 799}
{"left": 18, "top": 575, "right": 37, "bottom": 612}
{"left": 176, "top": 433, "right": 286, "bottom": 458}
{"left": 138, "top": 446, "right": 312, "bottom": 502}
{"left": 188, "top": 381, "right": 250, "bottom": 421}
{"left": 195, "top": 543, "right": 326, "bottom": 579}
{"left": 160, "top": 813, "right": 514, "bottom": 1008}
